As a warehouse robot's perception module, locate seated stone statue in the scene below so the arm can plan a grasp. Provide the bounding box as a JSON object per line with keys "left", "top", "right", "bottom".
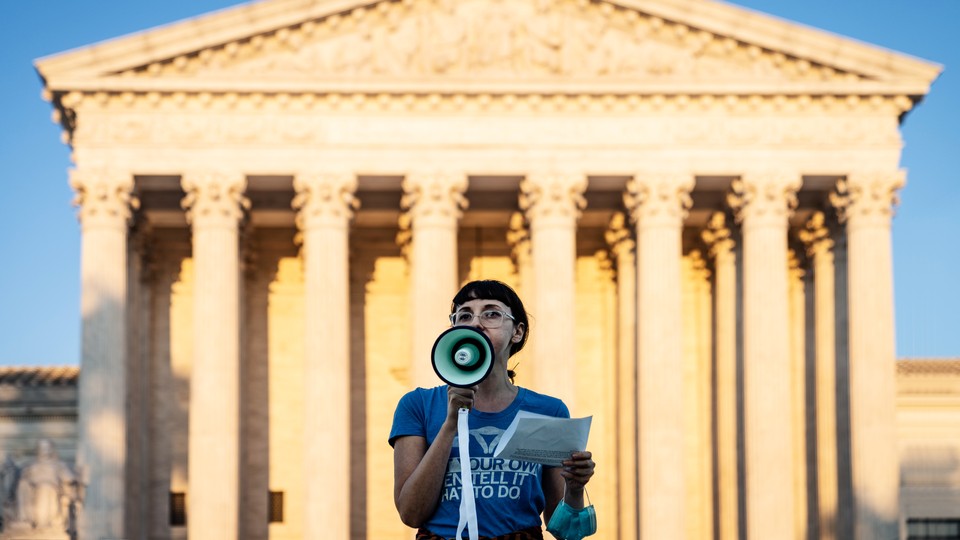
{"left": 12, "top": 440, "right": 76, "bottom": 532}
{"left": 0, "top": 451, "right": 19, "bottom": 529}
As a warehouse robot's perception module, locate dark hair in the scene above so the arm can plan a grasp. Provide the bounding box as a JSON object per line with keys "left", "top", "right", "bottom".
{"left": 451, "top": 280, "right": 529, "bottom": 358}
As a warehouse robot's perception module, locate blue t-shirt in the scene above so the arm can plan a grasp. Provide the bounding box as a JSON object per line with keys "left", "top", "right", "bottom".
{"left": 389, "top": 386, "right": 569, "bottom": 538}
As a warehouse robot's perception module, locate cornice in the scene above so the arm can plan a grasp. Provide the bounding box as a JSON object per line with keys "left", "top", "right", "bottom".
{"left": 59, "top": 89, "right": 915, "bottom": 116}
{"left": 44, "top": 78, "right": 934, "bottom": 98}
{"left": 898, "top": 359, "right": 960, "bottom": 377}
{"left": 38, "top": 0, "right": 939, "bottom": 146}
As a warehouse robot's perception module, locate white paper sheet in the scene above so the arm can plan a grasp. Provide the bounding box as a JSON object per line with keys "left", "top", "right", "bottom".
{"left": 492, "top": 411, "right": 592, "bottom": 467}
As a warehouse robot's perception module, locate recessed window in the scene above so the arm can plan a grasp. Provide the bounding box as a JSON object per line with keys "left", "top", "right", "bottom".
{"left": 908, "top": 518, "right": 960, "bottom": 540}
{"left": 169, "top": 492, "right": 186, "bottom": 526}
{"left": 269, "top": 491, "right": 284, "bottom": 523}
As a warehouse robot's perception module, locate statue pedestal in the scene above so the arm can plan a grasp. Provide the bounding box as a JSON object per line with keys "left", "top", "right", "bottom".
{"left": 0, "top": 523, "right": 69, "bottom": 540}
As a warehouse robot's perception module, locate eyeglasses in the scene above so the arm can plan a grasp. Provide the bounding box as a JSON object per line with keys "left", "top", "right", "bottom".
{"left": 449, "top": 309, "right": 516, "bottom": 329}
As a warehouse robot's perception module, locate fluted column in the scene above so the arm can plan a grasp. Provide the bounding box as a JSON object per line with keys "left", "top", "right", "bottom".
{"left": 624, "top": 172, "right": 693, "bottom": 539}
{"left": 604, "top": 212, "right": 637, "bottom": 538}
{"left": 682, "top": 249, "right": 713, "bottom": 540}
{"left": 181, "top": 171, "right": 248, "bottom": 540}
{"left": 695, "top": 251, "right": 714, "bottom": 540}
{"left": 832, "top": 230, "right": 854, "bottom": 540}
{"left": 293, "top": 171, "right": 358, "bottom": 540}
{"left": 401, "top": 172, "right": 467, "bottom": 387}
{"left": 788, "top": 249, "right": 808, "bottom": 540}
{"left": 507, "top": 211, "right": 537, "bottom": 385}
{"left": 729, "top": 172, "right": 800, "bottom": 539}
{"left": 507, "top": 211, "right": 535, "bottom": 309}
{"left": 519, "top": 172, "right": 586, "bottom": 404}
{"left": 835, "top": 172, "right": 904, "bottom": 540}
{"left": 702, "top": 212, "right": 738, "bottom": 540}
{"left": 799, "top": 211, "right": 839, "bottom": 540}
{"left": 71, "top": 168, "right": 136, "bottom": 540}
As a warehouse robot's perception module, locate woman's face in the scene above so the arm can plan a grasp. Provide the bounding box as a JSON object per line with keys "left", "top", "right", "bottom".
{"left": 451, "top": 298, "right": 525, "bottom": 361}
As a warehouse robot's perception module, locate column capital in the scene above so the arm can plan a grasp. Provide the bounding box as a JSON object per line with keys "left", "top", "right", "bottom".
{"left": 728, "top": 171, "right": 801, "bottom": 227}
{"left": 519, "top": 171, "right": 587, "bottom": 226}
{"left": 180, "top": 171, "right": 249, "bottom": 228}
{"left": 292, "top": 171, "right": 359, "bottom": 230}
{"left": 798, "top": 211, "right": 835, "bottom": 259}
{"left": 831, "top": 171, "right": 905, "bottom": 227}
{"left": 701, "top": 211, "right": 735, "bottom": 260}
{"left": 788, "top": 248, "right": 806, "bottom": 280}
{"left": 506, "top": 212, "right": 532, "bottom": 267}
{"left": 398, "top": 171, "right": 467, "bottom": 256}
{"left": 689, "top": 248, "right": 711, "bottom": 280}
{"left": 69, "top": 168, "right": 138, "bottom": 230}
{"left": 400, "top": 171, "right": 468, "bottom": 225}
{"left": 624, "top": 171, "right": 694, "bottom": 228}
{"left": 604, "top": 212, "right": 635, "bottom": 260}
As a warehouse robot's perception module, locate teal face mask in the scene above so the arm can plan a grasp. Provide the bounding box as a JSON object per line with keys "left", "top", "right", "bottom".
{"left": 546, "top": 500, "right": 597, "bottom": 540}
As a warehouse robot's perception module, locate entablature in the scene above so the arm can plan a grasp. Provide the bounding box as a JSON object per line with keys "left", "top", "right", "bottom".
{"left": 37, "top": 0, "right": 941, "bottom": 145}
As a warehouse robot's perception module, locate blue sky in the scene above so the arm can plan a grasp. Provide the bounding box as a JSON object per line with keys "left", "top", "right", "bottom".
{"left": 0, "top": 1, "right": 957, "bottom": 366}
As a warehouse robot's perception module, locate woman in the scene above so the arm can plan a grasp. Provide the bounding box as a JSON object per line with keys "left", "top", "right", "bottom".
{"left": 389, "top": 280, "right": 596, "bottom": 539}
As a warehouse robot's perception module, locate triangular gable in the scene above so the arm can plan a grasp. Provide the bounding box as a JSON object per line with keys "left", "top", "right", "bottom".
{"left": 36, "top": 0, "right": 940, "bottom": 97}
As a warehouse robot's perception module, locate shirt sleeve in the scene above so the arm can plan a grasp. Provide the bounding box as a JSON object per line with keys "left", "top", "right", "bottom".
{"left": 555, "top": 400, "right": 570, "bottom": 419}
{"left": 388, "top": 389, "right": 427, "bottom": 447}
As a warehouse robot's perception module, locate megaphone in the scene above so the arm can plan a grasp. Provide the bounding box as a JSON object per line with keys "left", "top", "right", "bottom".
{"left": 431, "top": 326, "right": 495, "bottom": 388}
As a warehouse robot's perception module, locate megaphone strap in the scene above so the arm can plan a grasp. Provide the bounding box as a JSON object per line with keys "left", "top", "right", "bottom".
{"left": 455, "top": 407, "right": 479, "bottom": 540}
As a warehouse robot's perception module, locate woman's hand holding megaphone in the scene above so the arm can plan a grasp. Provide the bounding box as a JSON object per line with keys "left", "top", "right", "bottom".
{"left": 446, "top": 385, "right": 477, "bottom": 419}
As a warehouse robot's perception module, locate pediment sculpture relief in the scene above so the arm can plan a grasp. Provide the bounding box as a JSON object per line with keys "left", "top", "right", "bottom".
{"left": 0, "top": 440, "right": 81, "bottom": 539}
{"left": 138, "top": 0, "right": 846, "bottom": 82}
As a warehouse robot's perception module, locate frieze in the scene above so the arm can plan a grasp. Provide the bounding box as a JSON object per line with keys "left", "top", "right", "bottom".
{"left": 119, "top": 0, "right": 862, "bottom": 84}
{"left": 66, "top": 93, "right": 906, "bottom": 148}
{"left": 72, "top": 105, "right": 901, "bottom": 148}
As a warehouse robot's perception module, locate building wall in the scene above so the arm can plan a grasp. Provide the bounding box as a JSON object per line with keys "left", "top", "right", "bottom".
{"left": 4, "top": 354, "right": 959, "bottom": 539}
{"left": 897, "top": 360, "right": 960, "bottom": 535}
{"left": 0, "top": 369, "right": 79, "bottom": 466}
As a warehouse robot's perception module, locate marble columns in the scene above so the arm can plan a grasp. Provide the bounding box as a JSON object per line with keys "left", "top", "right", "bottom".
{"left": 401, "top": 172, "right": 468, "bottom": 388}
{"left": 788, "top": 250, "right": 808, "bottom": 539}
{"left": 799, "top": 211, "right": 839, "bottom": 540}
{"left": 730, "top": 172, "right": 800, "bottom": 539}
{"left": 837, "top": 172, "right": 904, "bottom": 540}
{"left": 519, "top": 173, "right": 586, "bottom": 404}
{"left": 625, "top": 172, "right": 693, "bottom": 539}
{"left": 71, "top": 168, "right": 136, "bottom": 540}
{"left": 702, "top": 212, "right": 738, "bottom": 540}
{"left": 293, "top": 172, "right": 358, "bottom": 540}
{"left": 507, "top": 212, "right": 537, "bottom": 386}
{"left": 181, "top": 171, "right": 248, "bottom": 540}
{"left": 604, "top": 213, "right": 637, "bottom": 538}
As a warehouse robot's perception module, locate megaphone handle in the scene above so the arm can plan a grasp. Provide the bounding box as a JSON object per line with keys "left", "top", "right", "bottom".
{"left": 455, "top": 408, "right": 479, "bottom": 540}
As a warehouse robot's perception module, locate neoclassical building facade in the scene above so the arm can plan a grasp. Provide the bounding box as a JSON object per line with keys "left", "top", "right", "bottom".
{"left": 33, "top": 0, "right": 943, "bottom": 539}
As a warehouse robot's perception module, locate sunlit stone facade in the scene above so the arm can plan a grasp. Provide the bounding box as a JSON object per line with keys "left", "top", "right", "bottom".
{"left": 30, "top": 0, "right": 943, "bottom": 539}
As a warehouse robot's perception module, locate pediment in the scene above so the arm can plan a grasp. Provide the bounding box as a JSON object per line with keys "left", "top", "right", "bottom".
{"left": 37, "top": 0, "right": 940, "bottom": 95}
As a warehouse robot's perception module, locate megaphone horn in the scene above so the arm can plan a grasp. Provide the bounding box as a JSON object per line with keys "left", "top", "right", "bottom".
{"left": 431, "top": 326, "right": 495, "bottom": 388}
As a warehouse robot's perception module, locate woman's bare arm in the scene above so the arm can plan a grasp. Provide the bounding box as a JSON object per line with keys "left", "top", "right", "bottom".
{"left": 393, "top": 386, "right": 476, "bottom": 527}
